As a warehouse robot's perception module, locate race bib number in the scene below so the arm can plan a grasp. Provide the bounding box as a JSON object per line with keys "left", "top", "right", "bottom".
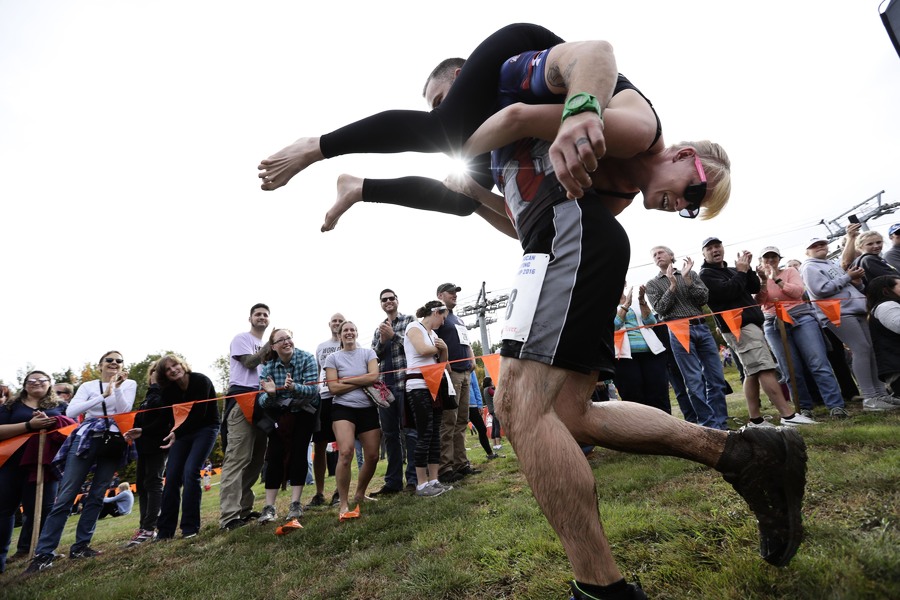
{"left": 501, "top": 253, "right": 550, "bottom": 343}
{"left": 455, "top": 324, "right": 470, "bottom": 346}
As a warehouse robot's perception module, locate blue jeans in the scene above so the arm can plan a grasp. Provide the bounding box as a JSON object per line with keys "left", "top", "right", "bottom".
{"left": 669, "top": 325, "right": 729, "bottom": 429}
{"left": 378, "top": 386, "right": 417, "bottom": 489}
{"left": 764, "top": 314, "right": 845, "bottom": 409}
{"left": 157, "top": 425, "right": 219, "bottom": 537}
{"left": 666, "top": 350, "right": 697, "bottom": 423}
{"left": 35, "top": 435, "right": 120, "bottom": 556}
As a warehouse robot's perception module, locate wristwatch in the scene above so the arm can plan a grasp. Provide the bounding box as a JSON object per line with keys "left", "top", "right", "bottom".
{"left": 561, "top": 92, "right": 602, "bottom": 123}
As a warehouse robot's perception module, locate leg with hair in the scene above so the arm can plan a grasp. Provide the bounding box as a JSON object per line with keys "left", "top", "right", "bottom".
{"left": 354, "top": 428, "right": 382, "bottom": 502}
{"left": 743, "top": 373, "right": 763, "bottom": 418}
{"left": 496, "top": 358, "right": 624, "bottom": 585}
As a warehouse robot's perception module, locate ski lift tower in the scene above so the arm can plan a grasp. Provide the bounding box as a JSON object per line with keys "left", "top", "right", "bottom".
{"left": 456, "top": 282, "right": 508, "bottom": 355}
{"left": 816, "top": 190, "right": 899, "bottom": 259}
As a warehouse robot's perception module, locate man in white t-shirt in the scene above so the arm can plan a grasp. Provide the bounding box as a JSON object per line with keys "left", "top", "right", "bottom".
{"left": 306, "top": 312, "right": 345, "bottom": 508}
{"left": 219, "top": 303, "right": 271, "bottom": 530}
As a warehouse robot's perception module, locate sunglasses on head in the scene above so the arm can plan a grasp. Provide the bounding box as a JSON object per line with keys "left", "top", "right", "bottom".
{"left": 679, "top": 155, "right": 707, "bottom": 219}
{"left": 104, "top": 358, "right": 124, "bottom": 364}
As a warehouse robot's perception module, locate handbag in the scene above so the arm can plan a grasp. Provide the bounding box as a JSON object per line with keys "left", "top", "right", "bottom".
{"left": 364, "top": 381, "right": 395, "bottom": 408}
{"left": 95, "top": 390, "right": 127, "bottom": 459}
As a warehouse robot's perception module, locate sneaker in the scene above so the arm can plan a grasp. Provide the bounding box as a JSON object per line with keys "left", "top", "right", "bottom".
{"left": 829, "top": 407, "right": 849, "bottom": 419}
{"left": 415, "top": 483, "right": 445, "bottom": 497}
{"left": 286, "top": 501, "right": 303, "bottom": 520}
{"left": 330, "top": 491, "right": 341, "bottom": 507}
{"left": 70, "top": 546, "right": 102, "bottom": 559}
{"left": 746, "top": 419, "right": 776, "bottom": 428}
{"left": 863, "top": 396, "right": 900, "bottom": 412}
{"left": 438, "top": 471, "right": 463, "bottom": 484}
{"left": 781, "top": 413, "right": 819, "bottom": 426}
{"left": 305, "top": 493, "right": 326, "bottom": 509}
{"left": 716, "top": 426, "right": 807, "bottom": 567}
{"left": 369, "top": 485, "right": 402, "bottom": 496}
{"left": 125, "top": 528, "right": 155, "bottom": 547}
{"left": 245, "top": 510, "right": 262, "bottom": 520}
{"left": 404, "top": 483, "right": 416, "bottom": 492}
{"left": 492, "top": 444, "right": 502, "bottom": 450}
{"left": 7, "top": 550, "right": 30, "bottom": 563}
{"left": 881, "top": 394, "right": 900, "bottom": 406}
{"left": 486, "top": 453, "right": 501, "bottom": 460}
{"left": 181, "top": 532, "right": 198, "bottom": 539}
{"left": 569, "top": 580, "right": 647, "bottom": 600}
{"left": 455, "top": 465, "right": 481, "bottom": 476}
{"left": 221, "top": 519, "right": 247, "bottom": 531}
{"left": 23, "top": 553, "right": 54, "bottom": 575}
{"left": 799, "top": 409, "right": 814, "bottom": 419}
{"left": 432, "top": 480, "right": 453, "bottom": 492}
{"left": 257, "top": 504, "right": 277, "bottom": 524}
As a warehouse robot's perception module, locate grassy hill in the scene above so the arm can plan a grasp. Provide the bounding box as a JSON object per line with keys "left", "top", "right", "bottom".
{"left": 4, "top": 370, "right": 899, "bottom": 599}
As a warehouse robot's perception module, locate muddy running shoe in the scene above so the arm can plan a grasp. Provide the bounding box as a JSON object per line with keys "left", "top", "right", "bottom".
{"left": 864, "top": 396, "right": 900, "bottom": 412}
{"left": 330, "top": 492, "right": 341, "bottom": 507}
{"left": 125, "top": 529, "right": 155, "bottom": 547}
{"left": 829, "top": 407, "right": 849, "bottom": 419}
{"left": 286, "top": 501, "right": 303, "bottom": 520}
{"left": 746, "top": 419, "right": 776, "bottom": 428}
{"left": 569, "top": 580, "right": 647, "bottom": 599}
{"left": 23, "top": 554, "right": 54, "bottom": 575}
{"left": 716, "top": 426, "right": 807, "bottom": 567}
{"left": 70, "top": 546, "right": 102, "bottom": 559}
{"left": 304, "top": 493, "right": 326, "bottom": 509}
{"left": 257, "top": 504, "right": 277, "bottom": 524}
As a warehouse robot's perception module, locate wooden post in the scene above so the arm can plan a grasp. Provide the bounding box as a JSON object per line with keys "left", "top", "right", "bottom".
{"left": 776, "top": 316, "right": 802, "bottom": 413}
{"left": 29, "top": 430, "right": 47, "bottom": 557}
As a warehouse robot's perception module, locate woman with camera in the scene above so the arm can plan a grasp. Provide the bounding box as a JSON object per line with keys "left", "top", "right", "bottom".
{"left": 26, "top": 351, "right": 136, "bottom": 574}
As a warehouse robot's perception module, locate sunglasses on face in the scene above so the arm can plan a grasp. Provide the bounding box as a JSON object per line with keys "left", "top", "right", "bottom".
{"left": 26, "top": 378, "right": 50, "bottom": 385}
{"left": 381, "top": 296, "right": 397, "bottom": 303}
{"left": 679, "top": 155, "right": 707, "bottom": 219}
{"left": 104, "top": 358, "right": 124, "bottom": 364}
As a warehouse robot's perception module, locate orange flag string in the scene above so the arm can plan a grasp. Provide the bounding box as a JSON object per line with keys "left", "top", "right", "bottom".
{"left": 0, "top": 422, "right": 79, "bottom": 470}
{"left": 668, "top": 319, "right": 691, "bottom": 353}
{"left": 111, "top": 413, "right": 136, "bottom": 435}
{"left": 774, "top": 301, "right": 794, "bottom": 325}
{"left": 817, "top": 299, "right": 842, "bottom": 327}
{"left": 234, "top": 391, "right": 256, "bottom": 423}
{"left": 613, "top": 329, "right": 626, "bottom": 355}
{"left": 721, "top": 309, "right": 744, "bottom": 341}
{"left": 418, "top": 363, "right": 447, "bottom": 401}
{"left": 171, "top": 402, "right": 194, "bottom": 431}
{"left": 480, "top": 353, "right": 501, "bottom": 384}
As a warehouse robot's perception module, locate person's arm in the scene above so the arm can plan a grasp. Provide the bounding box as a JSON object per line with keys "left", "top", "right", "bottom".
{"left": 236, "top": 343, "right": 270, "bottom": 371}
{"left": 293, "top": 352, "right": 320, "bottom": 400}
{"left": 406, "top": 326, "right": 440, "bottom": 357}
{"left": 777, "top": 268, "right": 805, "bottom": 299}
{"left": 66, "top": 381, "right": 103, "bottom": 418}
{"left": 326, "top": 358, "right": 379, "bottom": 395}
{"left": 643, "top": 277, "right": 672, "bottom": 317}
{"left": 873, "top": 302, "right": 900, "bottom": 334}
{"left": 802, "top": 263, "right": 851, "bottom": 297}
{"left": 839, "top": 224, "right": 861, "bottom": 270}
{"left": 109, "top": 379, "right": 137, "bottom": 414}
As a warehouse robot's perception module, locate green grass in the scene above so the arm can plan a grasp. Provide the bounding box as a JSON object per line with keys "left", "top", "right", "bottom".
{"left": 4, "top": 368, "right": 899, "bottom": 599}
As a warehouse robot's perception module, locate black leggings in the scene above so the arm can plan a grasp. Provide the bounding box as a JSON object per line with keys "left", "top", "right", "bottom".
{"left": 321, "top": 23, "right": 565, "bottom": 215}
{"left": 468, "top": 407, "right": 493, "bottom": 456}
{"left": 265, "top": 411, "right": 316, "bottom": 489}
{"left": 407, "top": 389, "right": 442, "bottom": 469}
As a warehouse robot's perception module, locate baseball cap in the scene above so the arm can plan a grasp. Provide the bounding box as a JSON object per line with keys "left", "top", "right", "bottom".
{"left": 889, "top": 223, "right": 900, "bottom": 236}
{"left": 701, "top": 236, "right": 721, "bottom": 249}
{"left": 436, "top": 283, "right": 461, "bottom": 295}
{"left": 806, "top": 237, "right": 829, "bottom": 249}
{"left": 760, "top": 246, "right": 781, "bottom": 257}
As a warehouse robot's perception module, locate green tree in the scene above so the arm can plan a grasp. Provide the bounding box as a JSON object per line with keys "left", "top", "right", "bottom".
{"left": 211, "top": 354, "right": 230, "bottom": 393}
{"left": 471, "top": 341, "right": 483, "bottom": 357}
{"left": 16, "top": 362, "right": 36, "bottom": 386}
{"left": 127, "top": 351, "right": 181, "bottom": 408}
{"left": 52, "top": 368, "right": 77, "bottom": 385}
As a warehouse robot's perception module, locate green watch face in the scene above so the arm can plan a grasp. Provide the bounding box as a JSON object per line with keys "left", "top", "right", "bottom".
{"left": 567, "top": 94, "right": 589, "bottom": 109}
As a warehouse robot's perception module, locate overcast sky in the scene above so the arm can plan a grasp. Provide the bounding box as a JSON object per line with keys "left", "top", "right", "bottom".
{"left": 2, "top": 1, "right": 899, "bottom": 388}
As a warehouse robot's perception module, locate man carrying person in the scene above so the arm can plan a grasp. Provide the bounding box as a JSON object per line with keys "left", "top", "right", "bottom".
{"left": 434, "top": 283, "right": 478, "bottom": 484}
{"left": 307, "top": 312, "right": 345, "bottom": 508}
{"left": 260, "top": 30, "right": 808, "bottom": 600}
{"left": 219, "top": 303, "right": 271, "bottom": 530}
{"left": 370, "top": 289, "right": 417, "bottom": 494}
{"left": 644, "top": 246, "right": 729, "bottom": 430}
{"left": 698, "top": 238, "right": 817, "bottom": 427}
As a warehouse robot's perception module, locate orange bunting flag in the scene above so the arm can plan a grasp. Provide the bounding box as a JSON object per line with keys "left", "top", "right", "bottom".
{"left": 668, "top": 319, "right": 691, "bottom": 353}
{"left": 112, "top": 412, "right": 136, "bottom": 436}
{"left": 234, "top": 391, "right": 256, "bottom": 423}
{"left": 774, "top": 301, "right": 794, "bottom": 325}
{"left": 721, "top": 309, "right": 743, "bottom": 341}
{"left": 418, "top": 363, "right": 447, "bottom": 401}
{"left": 613, "top": 329, "right": 626, "bottom": 355}
{"left": 817, "top": 299, "right": 842, "bottom": 328}
{"left": 480, "top": 353, "right": 501, "bottom": 384}
{"left": 0, "top": 436, "right": 29, "bottom": 470}
{"left": 172, "top": 402, "right": 195, "bottom": 431}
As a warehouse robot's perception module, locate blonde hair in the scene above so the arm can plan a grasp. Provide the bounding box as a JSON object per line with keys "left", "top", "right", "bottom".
{"left": 855, "top": 230, "right": 883, "bottom": 251}
{"left": 675, "top": 140, "right": 731, "bottom": 220}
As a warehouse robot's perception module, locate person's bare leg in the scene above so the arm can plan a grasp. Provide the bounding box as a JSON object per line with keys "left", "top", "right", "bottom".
{"left": 554, "top": 394, "right": 728, "bottom": 467}
{"left": 333, "top": 421, "right": 356, "bottom": 515}
{"left": 496, "top": 357, "right": 623, "bottom": 586}
{"left": 290, "top": 485, "right": 303, "bottom": 504}
{"left": 322, "top": 174, "right": 364, "bottom": 232}
{"left": 313, "top": 440, "right": 327, "bottom": 496}
{"left": 758, "top": 370, "right": 795, "bottom": 417}
{"left": 744, "top": 373, "right": 763, "bottom": 418}
{"left": 353, "top": 429, "right": 381, "bottom": 503}
{"left": 258, "top": 137, "right": 324, "bottom": 190}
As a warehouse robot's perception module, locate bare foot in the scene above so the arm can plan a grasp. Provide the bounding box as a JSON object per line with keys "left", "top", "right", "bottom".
{"left": 321, "top": 174, "right": 364, "bottom": 232}
{"left": 258, "top": 137, "right": 324, "bottom": 190}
